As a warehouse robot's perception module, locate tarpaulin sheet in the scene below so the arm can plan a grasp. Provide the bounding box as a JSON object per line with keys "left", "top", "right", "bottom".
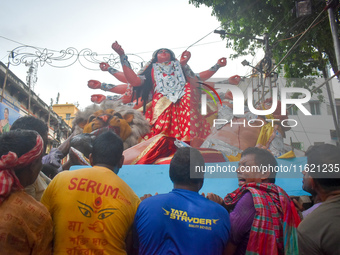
{"left": 118, "top": 157, "right": 309, "bottom": 197}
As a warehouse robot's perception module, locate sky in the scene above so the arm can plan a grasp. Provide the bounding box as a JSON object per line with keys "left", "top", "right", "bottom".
{"left": 0, "top": 0, "right": 263, "bottom": 110}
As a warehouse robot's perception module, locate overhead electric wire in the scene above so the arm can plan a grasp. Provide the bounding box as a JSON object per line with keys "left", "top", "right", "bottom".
{"left": 270, "top": 4, "right": 330, "bottom": 74}
{"left": 268, "top": 9, "right": 293, "bottom": 36}
{"left": 181, "top": 0, "right": 261, "bottom": 54}
{"left": 0, "top": 53, "right": 8, "bottom": 62}
{"left": 1, "top": 0, "right": 264, "bottom": 70}
{"left": 0, "top": 35, "right": 26, "bottom": 46}
{"left": 272, "top": 14, "right": 311, "bottom": 49}
{"left": 181, "top": 1, "right": 333, "bottom": 148}
{"left": 0, "top": 34, "right": 226, "bottom": 60}
{"left": 274, "top": 17, "right": 327, "bottom": 44}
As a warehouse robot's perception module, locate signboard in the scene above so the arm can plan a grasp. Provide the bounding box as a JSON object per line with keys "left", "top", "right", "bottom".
{"left": 0, "top": 99, "right": 22, "bottom": 134}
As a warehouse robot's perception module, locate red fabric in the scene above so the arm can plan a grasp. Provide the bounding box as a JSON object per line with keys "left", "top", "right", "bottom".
{"left": 0, "top": 135, "right": 44, "bottom": 204}
{"left": 143, "top": 81, "right": 211, "bottom": 142}
{"left": 197, "top": 148, "right": 227, "bottom": 163}
{"left": 224, "top": 183, "right": 300, "bottom": 255}
{"left": 136, "top": 143, "right": 227, "bottom": 165}
{"left": 136, "top": 136, "right": 177, "bottom": 165}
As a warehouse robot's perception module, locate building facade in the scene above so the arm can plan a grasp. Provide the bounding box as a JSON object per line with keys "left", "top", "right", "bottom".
{"left": 0, "top": 61, "right": 72, "bottom": 151}
{"left": 52, "top": 103, "right": 79, "bottom": 128}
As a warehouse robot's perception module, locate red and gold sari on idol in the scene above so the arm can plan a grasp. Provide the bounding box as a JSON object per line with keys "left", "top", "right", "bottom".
{"left": 142, "top": 61, "right": 211, "bottom": 143}
{"left": 124, "top": 61, "right": 214, "bottom": 165}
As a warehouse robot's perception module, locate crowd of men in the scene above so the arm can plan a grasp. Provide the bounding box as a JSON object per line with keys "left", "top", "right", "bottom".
{"left": 0, "top": 115, "right": 339, "bottom": 254}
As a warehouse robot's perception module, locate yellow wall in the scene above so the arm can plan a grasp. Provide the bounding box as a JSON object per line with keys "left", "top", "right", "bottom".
{"left": 52, "top": 103, "right": 79, "bottom": 128}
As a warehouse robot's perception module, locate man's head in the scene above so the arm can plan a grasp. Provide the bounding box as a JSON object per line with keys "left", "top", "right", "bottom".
{"left": 68, "top": 133, "right": 94, "bottom": 166}
{"left": 237, "top": 147, "right": 278, "bottom": 186}
{"left": 90, "top": 131, "right": 124, "bottom": 173}
{"left": 0, "top": 130, "right": 44, "bottom": 188}
{"left": 302, "top": 169, "right": 315, "bottom": 195}
{"left": 41, "top": 164, "right": 59, "bottom": 179}
{"left": 305, "top": 144, "right": 340, "bottom": 194}
{"left": 169, "top": 147, "right": 205, "bottom": 192}
{"left": 11, "top": 116, "right": 49, "bottom": 153}
{"left": 70, "top": 133, "right": 93, "bottom": 159}
{"left": 301, "top": 147, "right": 316, "bottom": 195}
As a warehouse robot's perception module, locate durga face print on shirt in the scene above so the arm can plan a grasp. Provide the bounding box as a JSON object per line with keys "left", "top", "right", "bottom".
{"left": 77, "top": 197, "right": 117, "bottom": 233}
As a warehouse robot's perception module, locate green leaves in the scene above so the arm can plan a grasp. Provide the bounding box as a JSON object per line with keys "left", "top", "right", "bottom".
{"left": 189, "top": 0, "right": 339, "bottom": 94}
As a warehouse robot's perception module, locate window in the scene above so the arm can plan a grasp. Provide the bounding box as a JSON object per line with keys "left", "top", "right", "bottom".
{"left": 66, "top": 113, "right": 71, "bottom": 120}
{"left": 309, "top": 101, "right": 320, "bottom": 115}
{"left": 287, "top": 104, "right": 298, "bottom": 115}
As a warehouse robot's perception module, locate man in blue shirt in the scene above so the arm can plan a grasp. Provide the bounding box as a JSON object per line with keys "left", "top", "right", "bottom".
{"left": 133, "top": 147, "right": 231, "bottom": 255}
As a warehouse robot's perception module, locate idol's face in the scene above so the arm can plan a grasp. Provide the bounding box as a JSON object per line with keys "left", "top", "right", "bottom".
{"left": 156, "top": 49, "right": 171, "bottom": 63}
